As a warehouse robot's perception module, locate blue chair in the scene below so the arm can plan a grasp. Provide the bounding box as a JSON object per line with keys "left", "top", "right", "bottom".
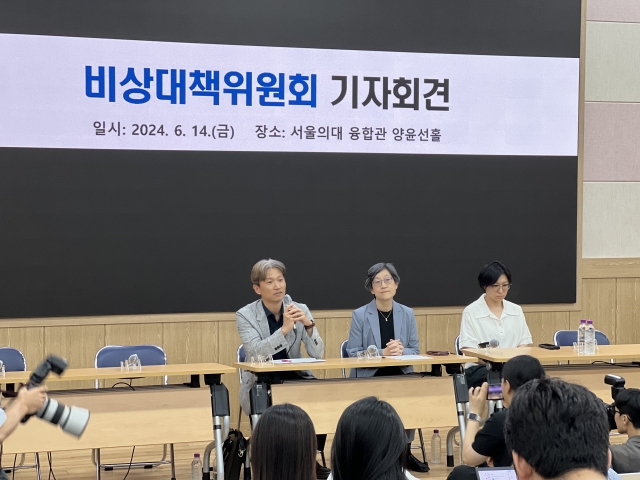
{"left": 553, "top": 330, "right": 612, "bottom": 365}
{"left": 237, "top": 344, "right": 246, "bottom": 430}
{"left": 0, "top": 348, "right": 41, "bottom": 477}
{"left": 340, "top": 339, "right": 349, "bottom": 378}
{"left": 0, "top": 347, "right": 27, "bottom": 372}
{"left": 454, "top": 335, "right": 462, "bottom": 355}
{"left": 92, "top": 345, "right": 173, "bottom": 475}
{"left": 553, "top": 329, "right": 611, "bottom": 347}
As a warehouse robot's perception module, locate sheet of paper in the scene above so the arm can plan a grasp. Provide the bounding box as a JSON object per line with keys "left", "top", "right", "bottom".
{"left": 382, "top": 355, "right": 433, "bottom": 360}
{"left": 271, "top": 358, "right": 326, "bottom": 364}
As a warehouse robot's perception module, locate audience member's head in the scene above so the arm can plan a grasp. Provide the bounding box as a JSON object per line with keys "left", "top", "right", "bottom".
{"left": 614, "top": 388, "right": 640, "bottom": 435}
{"left": 331, "top": 396, "right": 406, "bottom": 480}
{"left": 501, "top": 355, "right": 546, "bottom": 406}
{"left": 250, "top": 403, "right": 317, "bottom": 480}
{"left": 505, "top": 378, "right": 609, "bottom": 480}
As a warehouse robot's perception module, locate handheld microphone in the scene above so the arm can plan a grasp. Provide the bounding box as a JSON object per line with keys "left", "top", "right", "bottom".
{"left": 489, "top": 339, "right": 500, "bottom": 349}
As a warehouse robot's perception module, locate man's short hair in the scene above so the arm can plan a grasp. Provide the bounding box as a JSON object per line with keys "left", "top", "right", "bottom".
{"left": 505, "top": 377, "right": 609, "bottom": 478}
{"left": 615, "top": 388, "right": 640, "bottom": 429}
{"left": 250, "top": 259, "right": 286, "bottom": 286}
{"left": 478, "top": 261, "right": 511, "bottom": 291}
{"left": 502, "top": 355, "right": 545, "bottom": 390}
{"left": 364, "top": 263, "right": 400, "bottom": 292}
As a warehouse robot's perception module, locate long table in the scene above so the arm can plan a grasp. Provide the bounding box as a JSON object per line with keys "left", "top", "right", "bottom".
{"left": 2, "top": 363, "right": 235, "bottom": 480}
{"left": 234, "top": 355, "right": 476, "bottom": 434}
{"left": 461, "top": 344, "right": 640, "bottom": 364}
{"left": 461, "top": 344, "right": 640, "bottom": 403}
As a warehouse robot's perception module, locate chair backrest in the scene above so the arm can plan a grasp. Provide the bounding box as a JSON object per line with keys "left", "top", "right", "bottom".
{"left": 95, "top": 344, "right": 167, "bottom": 368}
{"left": 95, "top": 345, "right": 167, "bottom": 388}
{"left": 340, "top": 340, "right": 348, "bottom": 359}
{"left": 340, "top": 340, "right": 349, "bottom": 378}
{"left": 237, "top": 344, "right": 246, "bottom": 384}
{"left": 0, "top": 347, "right": 27, "bottom": 372}
{"left": 595, "top": 330, "right": 611, "bottom": 346}
{"left": 553, "top": 330, "right": 576, "bottom": 346}
{"left": 553, "top": 330, "right": 611, "bottom": 347}
{"left": 454, "top": 335, "right": 462, "bottom": 355}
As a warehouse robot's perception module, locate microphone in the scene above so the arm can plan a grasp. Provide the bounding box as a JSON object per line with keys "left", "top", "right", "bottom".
{"left": 489, "top": 339, "right": 500, "bottom": 349}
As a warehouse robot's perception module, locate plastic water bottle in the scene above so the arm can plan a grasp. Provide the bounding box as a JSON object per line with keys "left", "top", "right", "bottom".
{"left": 584, "top": 320, "right": 596, "bottom": 355}
{"left": 431, "top": 429, "right": 441, "bottom": 464}
{"left": 577, "top": 319, "right": 587, "bottom": 354}
{"left": 191, "top": 453, "right": 202, "bottom": 480}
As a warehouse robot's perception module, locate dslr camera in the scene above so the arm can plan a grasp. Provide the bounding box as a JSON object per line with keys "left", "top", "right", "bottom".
{"left": 604, "top": 374, "right": 626, "bottom": 430}
{"left": 21, "top": 355, "right": 90, "bottom": 437}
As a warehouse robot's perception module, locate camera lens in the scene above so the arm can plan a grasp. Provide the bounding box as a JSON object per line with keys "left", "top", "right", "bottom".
{"left": 36, "top": 397, "right": 90, "bottom": 438}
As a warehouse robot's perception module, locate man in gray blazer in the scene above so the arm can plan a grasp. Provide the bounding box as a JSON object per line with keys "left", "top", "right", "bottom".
{"left": 236, "top": 258, "right": 328, "bottom": 478}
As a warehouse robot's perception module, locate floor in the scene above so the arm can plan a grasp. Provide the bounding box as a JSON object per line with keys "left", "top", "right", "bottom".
{"left": 5, "top": 428, "right": 627, "bottom": 480}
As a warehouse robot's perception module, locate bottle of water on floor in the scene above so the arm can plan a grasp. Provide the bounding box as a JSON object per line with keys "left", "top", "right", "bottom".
{"left": 577, "top": 319, "right": 587, "bottom": 354}
{"left": 431, "top": 429, "right": 441, "bottom": 464}
{"left": 584, "top": 320, "right": 596, "bottom": 355}
{"left": 191, "top": 453, "right": 202, "bottom": 480}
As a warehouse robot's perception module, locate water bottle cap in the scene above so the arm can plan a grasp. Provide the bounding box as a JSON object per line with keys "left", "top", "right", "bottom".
{"left": 580, "top": 319, "right": 587, "bottom": 323}
{"left": 194, "top": 453, "right": 200, "bottom": 458}
{"left": 587, "top": 320, "right": 593, "bottom": 324}
{"left": 434, "top": 429, "right": 439, "bottom": 433}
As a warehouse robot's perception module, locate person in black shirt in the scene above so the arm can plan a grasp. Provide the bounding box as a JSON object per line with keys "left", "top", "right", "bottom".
{"left": 447, "top": 355, "right": 546, "bottom": 480}
{"left": 346, "top": 263, "right": 427, "bottom": 472}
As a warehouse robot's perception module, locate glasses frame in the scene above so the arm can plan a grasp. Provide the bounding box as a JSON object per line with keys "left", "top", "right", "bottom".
{"left": 372, "top": 277, "right": 395, "bottom": 288}
{"left": 488, "top": 283, "right": 512, "bottom": 291}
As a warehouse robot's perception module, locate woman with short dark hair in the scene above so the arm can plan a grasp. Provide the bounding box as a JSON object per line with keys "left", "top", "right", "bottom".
{"left": 330, "top": 397, "right": 417, "bottom": 480}
{"left": 250, "top": 403, "right": 317, "bottom": 480}
{"left": 460, "top": 261, "right": 533, "bottom": 387}
{"left": 345, "top": 262, "right": 428, "bottom": 473}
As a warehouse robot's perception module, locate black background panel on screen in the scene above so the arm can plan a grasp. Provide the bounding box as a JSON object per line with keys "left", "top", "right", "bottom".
{"left": 0, "top": 0, "right": 580, "bottom": 318}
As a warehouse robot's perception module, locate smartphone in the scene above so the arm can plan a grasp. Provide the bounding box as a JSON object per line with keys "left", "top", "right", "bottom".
{"left": 487, "top": 371, "right": 504, "bottom": 400}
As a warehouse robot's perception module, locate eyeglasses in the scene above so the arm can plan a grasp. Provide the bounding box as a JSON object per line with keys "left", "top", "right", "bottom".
{"left": 489, "top": 283, "right": 512, "bottom": 291}
{"left": 372, "top": 277, "right": 394, "bottom": 287}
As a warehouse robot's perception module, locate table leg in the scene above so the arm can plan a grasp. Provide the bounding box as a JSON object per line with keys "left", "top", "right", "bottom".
{"left": 170, "top": 443, "right": 176, "bottom": 480}
{"left": 205, "top": 374, "right": 230, "bottom": 480}
{"left": 214, "top": 415, "right": 225, "bottom": 480}
{"left": 35, "top": 452, "right": 41, "bottom": 480}
{"left": 249, "top": 381, "right": 271, "bottom": 430}
{"left": 95, "top": 448, "right": 101, "bottom": 480}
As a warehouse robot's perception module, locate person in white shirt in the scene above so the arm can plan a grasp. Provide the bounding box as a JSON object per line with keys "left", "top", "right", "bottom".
{"left": 459, "top": 261, "right": 533, "bottom": 387}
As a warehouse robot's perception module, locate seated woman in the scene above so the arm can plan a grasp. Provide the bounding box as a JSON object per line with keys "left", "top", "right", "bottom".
{"left": 330, "top": 396, "right": 418, "bottom": 480}
{"left": 346, "top": 262, "right": 428, "bottom": 473}
{"left": 459, "top": 261, "right": 533, "bottom": 387}
{"left": 250, "top": 403, "right": 317, "bottom": 480}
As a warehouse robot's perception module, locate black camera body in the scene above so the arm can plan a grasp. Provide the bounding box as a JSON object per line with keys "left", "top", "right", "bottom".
{"left": 604, "top": 374, "right": 626, "bottom": 430}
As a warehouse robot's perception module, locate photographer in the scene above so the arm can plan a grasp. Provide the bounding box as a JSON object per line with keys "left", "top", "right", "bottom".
{"left": 0, "top": 385, "right": 48, "bottom": 442}
{"left": 447, "top": 355, "right": 545, "bottom": 480}
{"left": 610, "top": 388, "right": 640, "bottom": 474}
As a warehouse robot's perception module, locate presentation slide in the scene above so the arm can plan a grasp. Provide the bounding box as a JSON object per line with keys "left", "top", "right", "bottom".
{"left": 0, "top": 34, "right": 578, "bottom": 157}
{"left": 0, "top": 0, "right": 581, "bottom": 317}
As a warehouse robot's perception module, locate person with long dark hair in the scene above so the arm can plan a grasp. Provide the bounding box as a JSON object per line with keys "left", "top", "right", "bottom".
{"left": 330, "top": 396, "right": 418, "bottom": 480}
{"left": 250, "top": 403, "right": 317, "bottom": 480}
